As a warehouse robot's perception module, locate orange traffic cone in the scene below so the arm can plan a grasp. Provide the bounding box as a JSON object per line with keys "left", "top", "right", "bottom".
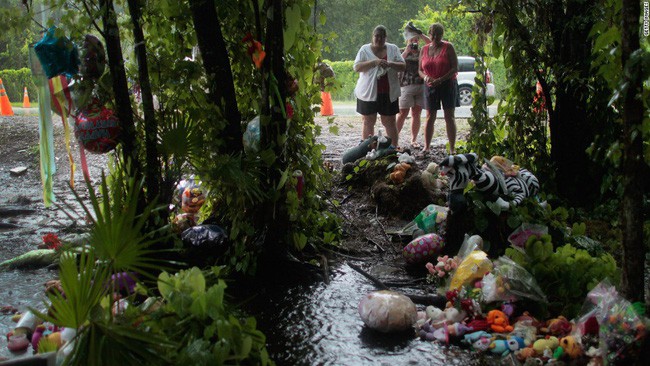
{"left": 320, "top": 91, "right": 334, "bottom": 116}
{"left": 22, "top": 87, "right": 30, "bottom": 108}
{"left": 0, "top": 78, "right": 14, "bottom": 116}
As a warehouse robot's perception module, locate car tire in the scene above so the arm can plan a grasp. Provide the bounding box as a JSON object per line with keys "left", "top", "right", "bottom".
{"left": 458, "top": 86, "right": 473, "bottom": 106}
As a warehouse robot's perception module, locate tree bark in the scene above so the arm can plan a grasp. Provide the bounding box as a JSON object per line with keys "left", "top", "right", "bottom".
{"left": 99, "top": 0, "right": 141, "bottom": 175}
{"left": 548, "top": 0, "right": 600, "bottom": 206}
{"left": 260, "top": 0, "right": 289, "bottom": 254}
{"left": 188, "top": 0, "right": 243, "bottom": 153}
{"left": 127, "top": 0, "right": 160, "bottom": 205}
{"left": 619, "top": 0, "right": 645, "bottom": 303}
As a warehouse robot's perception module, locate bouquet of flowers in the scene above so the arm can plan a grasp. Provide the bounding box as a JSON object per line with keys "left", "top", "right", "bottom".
{"left": 426, "top": 255, "right": 460, "bottom": 284}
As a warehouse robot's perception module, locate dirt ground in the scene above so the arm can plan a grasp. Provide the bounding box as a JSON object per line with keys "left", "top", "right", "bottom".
{"left": 0, "top": 111, "right": 464, "bottom": 361}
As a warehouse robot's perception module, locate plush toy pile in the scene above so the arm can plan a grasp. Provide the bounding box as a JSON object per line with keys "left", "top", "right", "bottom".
{"left": 357, "top": 152, "right": 648, "bottom": 365}
{"left": 412, "top": 266, "right": 647, "bottom": 365}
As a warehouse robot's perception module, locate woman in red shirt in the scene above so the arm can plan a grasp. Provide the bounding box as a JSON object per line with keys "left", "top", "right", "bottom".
{"left": 418, "top": 23, "right": 459, "bottom": 155}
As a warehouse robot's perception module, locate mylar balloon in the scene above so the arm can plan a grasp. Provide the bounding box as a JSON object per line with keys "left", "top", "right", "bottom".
{"left": 79, "top": 34, "right": 106, "bottom": 79}
{"left": 74, "top": 101, "right": 121, "bottom": 153}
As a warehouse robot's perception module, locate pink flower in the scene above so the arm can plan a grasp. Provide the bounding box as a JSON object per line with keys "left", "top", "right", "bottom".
{"left": 425, "top": 262, "right": 435, "bottom": 275}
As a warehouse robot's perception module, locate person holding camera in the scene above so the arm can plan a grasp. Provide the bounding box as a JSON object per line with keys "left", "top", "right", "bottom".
{"left": 396, "top": 22, "right": 431, "bottom": 149}
{"left": 419, "top": 23, "right": 459, "bottom": 155}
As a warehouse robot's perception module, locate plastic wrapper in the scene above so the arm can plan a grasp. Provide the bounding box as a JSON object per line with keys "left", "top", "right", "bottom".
{"left": 447, "top": 250, "right": 492, "bottom": 291}
{"left": 507, "top": 223, "right": 548, "bottom": 248}
{"left": 358, "top": 290, "right": 417, "bottom": 333}
{"left": 173, "top": 178, "right": 206, "bottom": 213}
{"left": 243, "top": 116, "right": 260, "bottom": 154}
{"left": 575, "top": 279, "right": 648, "bottom": 365}
{"left": 401, "top": 204, "right": 448, "bottom": 238}
{"left": 481, "top": 256, "right": 547, "bottom": 303}
{"left": 457, "top": 234, "right": 484, "bottom": 259}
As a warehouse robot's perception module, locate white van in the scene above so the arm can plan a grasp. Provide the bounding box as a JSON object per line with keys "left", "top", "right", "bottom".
{"left": 457, "top": 56, "right": 496, "bottom": 106}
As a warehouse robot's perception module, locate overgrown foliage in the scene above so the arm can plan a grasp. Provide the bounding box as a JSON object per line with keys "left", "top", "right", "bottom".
{"left": 506, "top": 234, "right": 619, "bottom": 318}
{"left": 35, "top": 0, "right": 341, "bottom": 274}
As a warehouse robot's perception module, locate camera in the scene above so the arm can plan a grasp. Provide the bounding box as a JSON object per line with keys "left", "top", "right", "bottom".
{"left": 409, "top": 43, "right": 418, "bottom": 50}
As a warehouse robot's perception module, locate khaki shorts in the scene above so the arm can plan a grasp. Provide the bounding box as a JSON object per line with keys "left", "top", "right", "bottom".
{"left": 399, "top": 84, "right": 425, "bottom": 109}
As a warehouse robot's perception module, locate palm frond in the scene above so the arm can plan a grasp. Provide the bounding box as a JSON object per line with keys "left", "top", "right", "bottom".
{"left": 32, "top": 249, "right": 108, "bottom": 329}
{"left": 63, "top": 317, "right": 174, "bottom": 366}
{"left": 158, "top": 110, "right": 201, "bottom": 167}
{"left": 70, "top": 168, "right": 174, "bottom": 279}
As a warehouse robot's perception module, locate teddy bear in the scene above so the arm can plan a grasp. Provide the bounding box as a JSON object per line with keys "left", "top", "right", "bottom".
{"left": 487, "top": 309, "right": 514, "bottom": 333}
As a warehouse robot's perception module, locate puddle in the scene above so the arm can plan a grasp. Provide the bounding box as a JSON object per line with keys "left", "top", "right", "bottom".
{"left": 240, "top": 262, "right": 496, "bottom": 365}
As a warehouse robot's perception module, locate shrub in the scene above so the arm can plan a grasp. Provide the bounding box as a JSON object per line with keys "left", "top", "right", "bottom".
{"left": 505, "top": 234, "right": 619, "bottom": 318}
{"left": 328, "top": 60, "right": 356, "bottom": 101}
{"left": 0, "top": 68, "right": 37, "bottom": 103}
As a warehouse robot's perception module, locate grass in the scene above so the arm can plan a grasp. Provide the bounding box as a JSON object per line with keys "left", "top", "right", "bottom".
{"left": 10, "top": 102, "right": 35, "bottom": 107}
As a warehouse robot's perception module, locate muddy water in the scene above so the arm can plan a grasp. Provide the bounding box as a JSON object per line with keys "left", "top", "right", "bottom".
{"left": 242, "top": 261, "right": 495, "bottom": 365}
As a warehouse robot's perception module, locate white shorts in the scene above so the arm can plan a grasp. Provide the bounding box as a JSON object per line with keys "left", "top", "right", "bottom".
{"left": 398, "top": 84, "right": 425, "bottom": 109}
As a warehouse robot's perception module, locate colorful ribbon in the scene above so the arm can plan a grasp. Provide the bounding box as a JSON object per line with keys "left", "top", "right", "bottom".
{"left": 36, "top": 75, "right": 55, "bottom": 207}
{"left": 48, "top": 75, "right": 76, "bottom": 188}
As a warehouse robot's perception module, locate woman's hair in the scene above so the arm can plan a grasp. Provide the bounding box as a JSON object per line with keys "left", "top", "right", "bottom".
{"left": 373, "top": 25, "right": 388, "bottom": 37}
{"left": 429, "top": 23, "right": 444, "bottom": 37}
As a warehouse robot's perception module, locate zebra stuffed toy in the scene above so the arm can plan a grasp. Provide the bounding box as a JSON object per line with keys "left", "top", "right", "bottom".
{"left": 438, "top": 153, "right": 539, "bottom": 212}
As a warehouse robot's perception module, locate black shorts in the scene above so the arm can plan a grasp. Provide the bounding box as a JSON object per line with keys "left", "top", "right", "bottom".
{"left": 424, "top": 79, "right": 460, "bottom": 111}
{"left": 356, "top": 93, "right": 399, "bottom": 116}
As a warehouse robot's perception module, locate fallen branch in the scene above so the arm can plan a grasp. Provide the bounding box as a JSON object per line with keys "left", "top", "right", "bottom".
{"left": 320, "top": 254, "right": 330, "bottom": 285}
{"left": 348, "top": 262, "right": 445, "bottom": 309}
{"left": 348, "top": 262, "right": 388, "bottom": 290}
{"left": 321, "top": 246, "right": 371, "bottom": 261}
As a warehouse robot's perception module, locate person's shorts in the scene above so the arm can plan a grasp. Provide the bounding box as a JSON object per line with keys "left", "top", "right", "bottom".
{"left": 398, "top": 84, "right": 425, "bottom": 109}
{"left": 356, "top": 93, "right": 399, "bottom": 116}
{"left": 424, "top": 79, "right": 460, "bottom": 111}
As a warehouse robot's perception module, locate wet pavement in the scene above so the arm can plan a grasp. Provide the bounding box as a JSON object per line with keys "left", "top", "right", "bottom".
{"left": 0, "top": 114, "right": 106, "bottom": 362}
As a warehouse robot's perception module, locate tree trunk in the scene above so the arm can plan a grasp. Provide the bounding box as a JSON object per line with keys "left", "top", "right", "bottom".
{"left": 619, "top": 0, "right": 645, "bottom": 303}
{"left": 260, "top": 0, "right": 289, "bottom": 254}
{"left": 127, "top": 0, "right": 160, "bottom": 205}
{"left": 188, "top": 0, "right": 243, "bottom": 153}
{"left": 99, "top": 0, "right": 141, "bottom": 175}
{"left": 548, "top": 0, "right": 600, "bottom": 206}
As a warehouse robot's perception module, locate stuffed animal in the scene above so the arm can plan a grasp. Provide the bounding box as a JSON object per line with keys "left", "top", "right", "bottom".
{"left": 489, "top": 336, "right": 526, "bottom": 356}
{"left": 541, "top": 316, "right": 572, "bottom": 337}
{"left": 431, "top": 322, "right": 473, "bottom": 343}
{"left": 341, "top": 135, "right": 392, "bottom": 164}
{"left": 438, "top": 153, "right": 540, "bottom": 212}
{"left": 487, "top": 309, "right": 513, "bottom": 333}
{"left": 463, "top": 330, "right": 492, "bottom": 345}
{"left": 390, "top": 162, "right": 411, "bottom": 184}
{"left": 532, "top": 336, "right": 559, "bottom": 355}
{"left": 558, "top": 335, "right": 583, "bottom": 359}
